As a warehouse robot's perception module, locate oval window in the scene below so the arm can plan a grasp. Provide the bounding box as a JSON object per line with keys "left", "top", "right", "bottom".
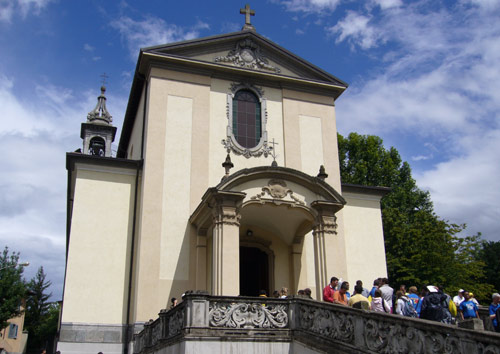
{"left": 232, "top": 90, "right": 262, "bottom": 148}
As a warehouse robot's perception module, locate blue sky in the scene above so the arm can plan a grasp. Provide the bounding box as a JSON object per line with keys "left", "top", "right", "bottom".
{"left": 1, "top": 0, "right": 499, "bottom": 299}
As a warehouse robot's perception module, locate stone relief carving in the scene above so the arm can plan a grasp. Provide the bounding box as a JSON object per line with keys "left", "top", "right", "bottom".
{"left": 209, "top": 301, "right": 288, "bottom": 329}
{"left": 151, "top": 319, "right": 162, "bottom": 346}
{"left": 313, "top": 215, "right": 338, "bottom": 235}
{"left": 363, "top": 318, "right": 500, "bottom": 354}
{"left": 134, "top": 295, "right": 500, "bottom": 354}
{"left": 215, "top": 38, "right": 281, "bottom": 73}
{"left": 298, "top": 305, "right": 354, "bottom": 343}
{"left": 222, "top": 138, "right": 272, "bottom": 158}
{"left": 167, "top": 307, "right": 184, "bottom": 338}
{"left": 250, "top": 179, "right": 305, "bottom": 206}
{"left": 212, "top": 206, "right": 241, "bottom": 227}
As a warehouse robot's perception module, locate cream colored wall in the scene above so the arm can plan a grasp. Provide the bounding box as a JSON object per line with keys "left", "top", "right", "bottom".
{"left": 134, "top": 70, "right": 210, "bottom": 322}
{"left": 341, "top": 192, "right": 388, "bottom": 287}
{"left": 282, "top": 91, "right": 341, "bottom": 191}
{"left": 0, "top": 308, "right": 26, "bottom": 353}
{"left": 127, "top": 86, "right": 146, "bottom": 160}
{"left": 208, "top": 79, "right": 285, "bottom": 187}
{"left": 62, "top": 166, "right": 136, "bottom": 324}
{"left": 280, "top": 92, "right": 347, "bottom": 288}
{"left": 132, "top": 66, "right": 346, "bottom": 320}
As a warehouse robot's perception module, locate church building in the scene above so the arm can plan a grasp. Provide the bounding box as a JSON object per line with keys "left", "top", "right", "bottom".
{"left": 58, "top": 6, "right": 389, "bottom": 353}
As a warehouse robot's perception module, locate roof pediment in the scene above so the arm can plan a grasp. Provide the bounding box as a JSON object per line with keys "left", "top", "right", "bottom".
{"left": 142, "top": 30, "right": 347, "bottom": 89}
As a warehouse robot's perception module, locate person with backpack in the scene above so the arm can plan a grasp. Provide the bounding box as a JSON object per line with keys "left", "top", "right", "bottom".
{"left": 420, "top": 285, "right": 452, "bottom": 324}
{"left": 395, "top": 290, "right": 418, "bottom": 317}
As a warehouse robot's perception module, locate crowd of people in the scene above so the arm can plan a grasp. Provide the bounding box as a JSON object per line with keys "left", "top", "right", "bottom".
{"left": 317, "top": 276, "right": 500, "bottom": 331}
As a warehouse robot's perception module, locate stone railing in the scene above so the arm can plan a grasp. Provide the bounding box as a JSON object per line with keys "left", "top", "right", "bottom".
{"left": 134, "top": 292, "right": 500, "bottom": 354}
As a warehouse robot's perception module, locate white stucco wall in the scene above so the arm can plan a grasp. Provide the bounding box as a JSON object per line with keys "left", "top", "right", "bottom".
{"left": 341, "top": 192, "right": 388, "bottom": 287}
{"left": 62, "top": 165, "right": 136, "bottom": 324}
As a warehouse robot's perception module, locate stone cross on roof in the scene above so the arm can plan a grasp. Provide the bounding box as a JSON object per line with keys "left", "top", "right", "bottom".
{"left": 240, "top": 4, "right": 255, "bottom": 31}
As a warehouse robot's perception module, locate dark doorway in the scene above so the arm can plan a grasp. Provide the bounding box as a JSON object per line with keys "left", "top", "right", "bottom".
{"left": 239, "top": 246, "right": 269, "bottom": 297}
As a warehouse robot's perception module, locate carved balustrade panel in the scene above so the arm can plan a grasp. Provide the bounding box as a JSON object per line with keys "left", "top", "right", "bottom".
{"left": 362, "top": 317, "right": 500, "bottom": 354}
{"left": 133, "top": 295, "right": 500, "bottom": 354}
{"left": 209, "top": 300, "right": 288, "bottom": 329}
{"left": 298, "top": 304, "right": 355, "bottom": 344}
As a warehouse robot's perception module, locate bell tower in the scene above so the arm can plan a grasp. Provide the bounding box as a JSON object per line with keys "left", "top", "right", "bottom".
{"left": 80, "top": 85, "right": 117, "bottom": 157}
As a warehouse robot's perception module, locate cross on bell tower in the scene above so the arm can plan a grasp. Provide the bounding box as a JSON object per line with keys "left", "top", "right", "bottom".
{"left": 240, "top": 4, "right": 256, "bottom": 31}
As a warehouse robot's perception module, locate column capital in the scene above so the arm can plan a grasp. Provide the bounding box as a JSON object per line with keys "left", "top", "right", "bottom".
{"left": 210, "top": 190, "right": 246, "bottom": 227}
{"left": 311, "top": 200, "right": 342, "bottom": 235}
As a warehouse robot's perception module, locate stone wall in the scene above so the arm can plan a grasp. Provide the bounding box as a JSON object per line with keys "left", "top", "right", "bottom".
{"left": 134, "top": 292, "right": 500, "bottom": 354}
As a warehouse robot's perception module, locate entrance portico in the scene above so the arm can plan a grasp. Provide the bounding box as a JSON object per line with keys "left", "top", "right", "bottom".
{"left": 189, "top": 166, "right": 345, "bottom": 298}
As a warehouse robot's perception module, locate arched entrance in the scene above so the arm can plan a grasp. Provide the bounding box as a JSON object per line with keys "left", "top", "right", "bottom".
{"left": 239, "top": 246, "right": 269, "bottom": 296}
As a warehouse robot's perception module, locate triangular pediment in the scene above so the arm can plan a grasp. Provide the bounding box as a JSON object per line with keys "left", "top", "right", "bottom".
{"left": 142, "top": 30, "right": 347, "bottom": 88}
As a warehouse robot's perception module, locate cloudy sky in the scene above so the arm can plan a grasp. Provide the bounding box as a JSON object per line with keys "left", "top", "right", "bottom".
{"left": 1, "top": 0, "right": 499, "bottom": 299}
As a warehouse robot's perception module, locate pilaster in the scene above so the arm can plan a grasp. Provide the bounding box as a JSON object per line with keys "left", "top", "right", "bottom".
{"left": 210, "top": 191, "right": 246, "bottom": 296}
{"left": 311, "top": 200, "right": 342, "bottom": 299}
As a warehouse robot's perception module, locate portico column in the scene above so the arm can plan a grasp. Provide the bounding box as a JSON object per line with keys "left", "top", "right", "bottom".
{"left": 211, "top": 191, "right": 246, "bottom": 296}
{"left": 311, "top": 201, "right": 342, "bottom": 300}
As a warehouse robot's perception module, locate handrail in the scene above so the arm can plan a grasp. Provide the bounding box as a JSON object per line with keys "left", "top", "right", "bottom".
{"left": 134, "top": 292, "right": 500, "bottom": 354}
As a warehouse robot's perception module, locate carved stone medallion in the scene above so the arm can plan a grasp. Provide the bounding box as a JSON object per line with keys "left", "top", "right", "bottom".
{"left": 250, "top": 179, "right": 305, "bottom": 205}
{"left": 215, "top": 38, "right": 281, "bottom": 73}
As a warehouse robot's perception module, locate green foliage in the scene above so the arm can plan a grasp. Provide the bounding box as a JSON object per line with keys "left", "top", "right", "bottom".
{"left": 338, "top": 132, "right": 494, "bottom": 302}
{"left": 25, "top": 266, "right": 58, "bottom": 353}
{"left": 0, "top": 247, "right": 26, "bottom": 329}
{"left": 478, "top": 240, "right": 500, "bottom": 293}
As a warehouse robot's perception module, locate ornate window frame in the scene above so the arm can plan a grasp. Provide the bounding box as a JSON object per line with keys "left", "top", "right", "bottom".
{"left": 222, "top": 82, "right": 271, "bottom": 158}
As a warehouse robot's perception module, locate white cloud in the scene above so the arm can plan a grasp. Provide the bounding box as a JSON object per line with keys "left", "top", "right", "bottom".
{"left": 328, "top": 11, "right": 378, "bottom": 49}
{"left": 372, "top": 0, "right": 402, "bottom": 10}
{"left": 0, "top": 72, "right": 127, "bottom": 298}
{"left": 278, "top": 0, "right": 340, "bottom": 13}
{"left": 110, "top": 15, "right": 210, "bottom": 59}
{"left": 416, "top": 129, "right": 500, "bottom": 239}
{"left": 411, "top": 154, "right": 432, "bottom": 161}
{"left": 84, "top": 43, "right": 95, "bottom": 52}
{"left": 0, "top": 0, "right": 52, "bottom": 22}
{"left": 332, "top": 2, "right": 500, "bottom": 240}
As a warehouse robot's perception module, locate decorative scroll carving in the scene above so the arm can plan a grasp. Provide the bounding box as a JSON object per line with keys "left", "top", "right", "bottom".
{"left": 167, "top": 307, "right": 184, "bottom": 338}
{"left": 222, "top": 138, "right": 272, "bottom": 158}
{"left": 313, "top": 215, "right": 338, "bottom": 235}
{"left": 151, "top": 319, "right": 162, "bottom": 346}
{"left": 250, "top": 179, "right": 305, "bottom": 205}
{"left": 209, "top": 301, "right": 288, "bottom": 329}
{"left": 298, "top": 305, "right": 354, "bottom": 343}
{"left": 134, "top": 295, "right": 500, "bottom": 354}
{"left": 362, "top": 318, "right": 500, "bottom": 354}
{"left": 212, "top": 206, "right": 241, "bottom": 227}
{"left": 230, "top": 82, "right": 264, "bottom": 96}
{"left": 215, "top": 39, "right": 281, "bottom": 73}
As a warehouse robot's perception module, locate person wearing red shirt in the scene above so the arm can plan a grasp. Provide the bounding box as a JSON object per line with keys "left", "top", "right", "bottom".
{"left": 323, "top": 277, "right": 339, "bottom": 302}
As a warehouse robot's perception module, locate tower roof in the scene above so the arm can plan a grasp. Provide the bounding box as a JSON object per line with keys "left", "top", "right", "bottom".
{"left": 87, "top": 86, "right": 113, "bottom": 125}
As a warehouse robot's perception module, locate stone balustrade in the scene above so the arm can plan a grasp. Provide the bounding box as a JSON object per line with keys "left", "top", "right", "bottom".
{"left": 134, "top": 291, "right": 500, "bottom": 354}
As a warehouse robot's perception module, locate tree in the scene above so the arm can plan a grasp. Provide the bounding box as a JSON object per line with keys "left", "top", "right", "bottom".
{"left": 478, "top": 240, "right": 500, "bottom": 293}
{"left": 0, "top": 247, "right": 26, "bottom": 329}
{"left": 25, "top": 266, "right": 56, "bottom": 353}
{"left": 338, "top": 133, "right": 492, "bottom": 299}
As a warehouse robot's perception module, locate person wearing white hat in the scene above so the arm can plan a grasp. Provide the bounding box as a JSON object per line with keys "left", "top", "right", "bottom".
{"left": 453, "top": 289, "right": 465, "bottom": 307}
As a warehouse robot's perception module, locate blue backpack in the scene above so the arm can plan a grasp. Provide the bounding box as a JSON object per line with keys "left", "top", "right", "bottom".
{"left": 402, "top": 298, "right": 418, "bottom": 317}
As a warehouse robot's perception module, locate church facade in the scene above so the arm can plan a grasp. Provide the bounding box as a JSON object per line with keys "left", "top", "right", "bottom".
{"left": 58, "top": 11, "right": 388, "bottom": 354}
